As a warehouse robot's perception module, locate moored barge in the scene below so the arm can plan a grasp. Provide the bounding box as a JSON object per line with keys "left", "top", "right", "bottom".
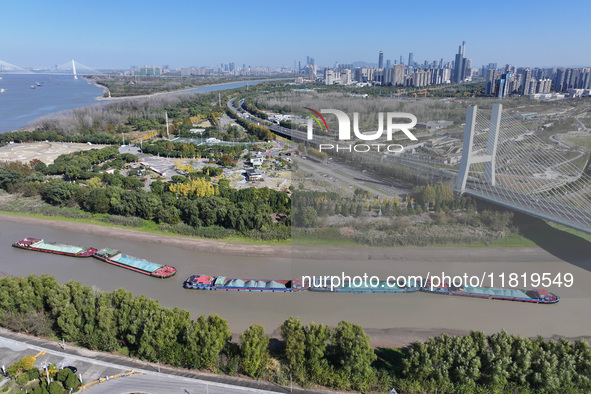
{"left": 183, "top": 274, "right": 307, "bottom": 292}
{"left": 12, "top": 238, "right": 97, "bottom": 257}
{"left": 93, "top": 248, "right": 176, "bottom": 278}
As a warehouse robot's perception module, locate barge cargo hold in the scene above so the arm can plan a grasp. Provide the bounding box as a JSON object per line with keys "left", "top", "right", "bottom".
{"left": 93, "top": 248, "right": 176, "bottom": 278}
{"left": 183, "top": 275, "right": 307, "bottom": 292}
{"left": 309, "top": 280, "right": 420, "bottom": 293}
{"left": 12, "top": 238, "right": 97, "bottom": 257}
{"left": 421, "top": 280, "right": 559, "bottom": 304}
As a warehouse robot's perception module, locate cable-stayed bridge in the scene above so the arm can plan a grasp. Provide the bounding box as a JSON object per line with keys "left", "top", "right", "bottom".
{"left": 0, "top": 59, "right": 100, "bottom": 75}
{"left": 229, "top": 98, "right": 591, "bottom": 234}
{"left": 0, "top": 60, "right": 25, "bottom": 72}
{"left": 455, "top": 104, "right": 591, "bottom": 234}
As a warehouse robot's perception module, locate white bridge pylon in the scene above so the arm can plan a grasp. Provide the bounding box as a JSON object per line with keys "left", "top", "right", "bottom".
{"left": 54, "top": 60, "right": 97, "bottom": 76}
{"left": 455, "top": 103, "right": 502, "bottom": 193}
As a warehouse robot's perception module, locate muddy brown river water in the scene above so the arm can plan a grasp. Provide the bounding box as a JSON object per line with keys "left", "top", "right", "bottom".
{"left": 1, "top": 219, "right": 591, "bottom": 343}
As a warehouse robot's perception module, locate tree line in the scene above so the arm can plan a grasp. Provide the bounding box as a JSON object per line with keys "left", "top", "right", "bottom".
{"left": 1, "top": 275, "right": 589, "bottom": 393}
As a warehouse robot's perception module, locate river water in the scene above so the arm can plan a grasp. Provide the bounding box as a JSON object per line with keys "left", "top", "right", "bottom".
{"left": 0, "top": 74, "right": 272, "bottom": 133}
{"left": 1, "top": 220, "right": 590, "bottom": 337}
{"left": 0, "top": 74, "right": 104, "bottom": 133}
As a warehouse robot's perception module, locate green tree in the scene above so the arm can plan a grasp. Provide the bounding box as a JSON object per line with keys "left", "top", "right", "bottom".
{"left": 240, "top": 324, "right": 269, "bottom": 378}
{"left": 421, "top": 184, "right": 436, "bottom": 207}
{"left": 280, "top": 317, "right": 306, "bottom": 375}
{"left": 303, "top": 322, "right": 331, "bottom": 384}
{"left": 83, "top": 187, "right": 111, "bottom": 213}
{"left": 186, "top": 314, "right": 231, "bottom": 370}
{"left": 330, "top": 321, "right": 376, "bottom": 390}
{"left": 43, "top": 181, "right": 78, "bottom": 206}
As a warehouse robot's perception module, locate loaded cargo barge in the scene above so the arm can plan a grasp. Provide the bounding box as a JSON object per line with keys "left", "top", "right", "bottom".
{"left": 309, "top": 280, "right": 420, "bottom": 293}
{"left": 421, "top": 280, "right": 559, "bottom": 304}
{"left": 93, "top": 248, "right": 176, "bottom": 278}
{"left": 183, "top": 274, "right": 307, "bottom": 292}
{"left": 12, "top": 238, "right": 97, "bottom": 257}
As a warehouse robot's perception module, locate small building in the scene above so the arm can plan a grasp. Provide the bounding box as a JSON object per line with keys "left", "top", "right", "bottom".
{"left": 245, "top": 169, "right": 263, "bottom": 181}
{"left": 250, "top": 157, "right": 264, "bottom": 167}
{"left": 189, "top": 128, "right": 205, "bottom": 134}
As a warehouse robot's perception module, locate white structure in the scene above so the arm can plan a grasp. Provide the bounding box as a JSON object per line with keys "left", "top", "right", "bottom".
{"left": 325, "top": 69, "right": 335, "bottom": 85}
{"left": 340, "top": 69, "right": 352, "bottom": 85}
{"left": 455, "top": 104, "right": 502, "bottom": 193}
{"left": 250, "top": 157, "right": 264, "bottom": 166}
{"left": 72, "top": 59, "right": 77, "bottom": 80}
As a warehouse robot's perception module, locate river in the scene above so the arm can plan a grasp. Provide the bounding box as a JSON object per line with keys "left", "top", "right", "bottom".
{"left": 2, "top": 219, "right": 591, "bottom": 340}
{"left": 0, "top": 74, "right": 273, "bottom": 133}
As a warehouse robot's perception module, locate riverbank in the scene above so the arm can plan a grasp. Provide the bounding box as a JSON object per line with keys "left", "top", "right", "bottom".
{"left": 93, "top": 77, "right": 287, "bottom": 102}
{"left": 0, "top": 213, "right": 291, "bottom": 257}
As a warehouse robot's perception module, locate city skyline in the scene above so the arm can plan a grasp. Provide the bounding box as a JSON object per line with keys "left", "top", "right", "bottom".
{"left": 2, "top": 0, "right": 591, "bottom": 69}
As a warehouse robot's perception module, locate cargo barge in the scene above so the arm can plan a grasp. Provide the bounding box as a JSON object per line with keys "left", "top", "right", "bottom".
{"left": 93, "top": 248, "right": 176, "bottom": 278}
{"left": 420, "top": 280, "right": 559, "bottom": 304}
{"left": 12, "top": 238, "right": 97, "bottom": 257}
{"left": 309, "top": 280, "right": 420, "bottom": 293}
{"left": 183, "top": 274, "right": 307, "bottom": 292}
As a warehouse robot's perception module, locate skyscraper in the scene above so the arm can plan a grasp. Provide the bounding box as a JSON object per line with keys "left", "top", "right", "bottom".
{"left": 378, "top": 51, "right": 384, "bottom": 68}
{"left": 408, "top": 53, "right": 414, "bottom": 68}
{"left": 452, "top": 41, "right": 466, "bottom": 83}
{"left": 400, "top": 55, "right": 404, "bottom": 65}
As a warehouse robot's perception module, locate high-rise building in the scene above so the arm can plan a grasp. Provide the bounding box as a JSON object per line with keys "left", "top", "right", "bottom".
{"left": 324, "top": 69, "right": 335, "bottom": 85}
{"left": 400, "top": 55, "right": 404, "bottom": 65}
{"left": 485, "top": 69, "right": 498, "bottom": 95}
{"left": 386, "top": 59, "right": 391, "bottom": 68}
{"left": 495, "top": 73, "right": 512, "bottom": 98}
{"left": 452, "top": 41, "right": 466, "bottom": 83}
{"left": 340, "top": 69, "right": 352, "bottom": 85}
{"left": 519, "top": 68, "right": 533, "bottom": 95}
{"left": 463, "top": 58, "right": 472, "bottom": 80}
{"left": 132, "top": 65, "right": 161, "bottom": 77}
{"left": 378, "top": 51, "right": 384, "bottom": 69}
{"left": 555, "top": 68, "right": 567, "bottom": 91}
{"left": 408, "top": 52, "right": 414, "bottom": 68}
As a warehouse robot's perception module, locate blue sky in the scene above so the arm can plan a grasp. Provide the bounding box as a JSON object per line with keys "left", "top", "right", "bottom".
{"left": 2, "top": 0, "right": 590, "bottom": 69}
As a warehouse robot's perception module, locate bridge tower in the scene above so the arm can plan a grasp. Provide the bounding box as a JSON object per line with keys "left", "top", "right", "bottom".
{"left": 454, "top": 103, "right": 502, "bottom": 193}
